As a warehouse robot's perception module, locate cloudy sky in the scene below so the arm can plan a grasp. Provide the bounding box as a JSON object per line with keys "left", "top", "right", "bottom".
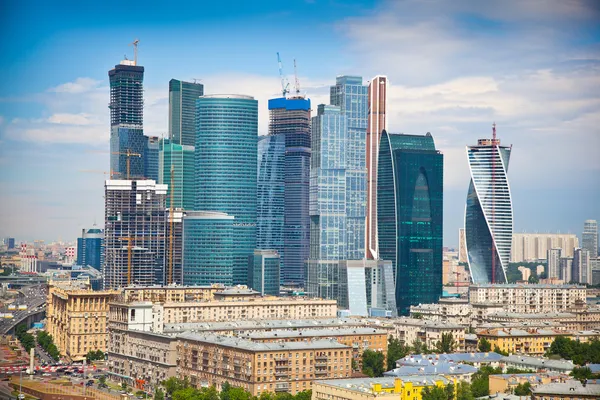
{"left": 0, "top": 0, "right": 598, "bottom": 246}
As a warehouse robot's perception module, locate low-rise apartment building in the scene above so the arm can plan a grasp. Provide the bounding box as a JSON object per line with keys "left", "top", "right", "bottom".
{"left": 489, "top": 372, "right": 569, "bottom": 395}
{"left": 312, "top": 376, "right": 453, "bottom": 400}
{"left": 177, "top": 333, "right": 352, "bottom": 396}
{"left": 396, "top": 352, "right": 503, "bottom": 369}
{"left": 531, "top": 380, "right": 600, "bottom": 400}
{"left": 389, "top": 318, "right": 465, "bottom": 351}
{"left": 410, "top": 297, "right": 471, "bottom": 326}
{"left": 501, "top": 355, "right": 574, "bottom": 374}
{"left": 46, "top": 282, "right": 119, "bottom": 361}
{"left": 121, "top": 284, "right": 224, "bottom": 303}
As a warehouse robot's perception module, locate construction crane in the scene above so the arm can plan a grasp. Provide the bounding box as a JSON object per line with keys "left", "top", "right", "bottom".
{"left": 79, "top": 169, "right": 115, "bottom": 178}
{"left": 111, "top": 150, "right": 141, "bottom": 180}
{"left": 130, "top": 39, "right": 140, "bottom": 65}
{"left": 277, "top": 52, "right": 290, "bottom": 97}
{"left": 293, "top": 59, "right": 301, "bottom": 95}
{"left": 119, "top": 235, "right": 166, "bottom": 285}
{"left": 167, "top": 164, "right": 175, "bottom": 285}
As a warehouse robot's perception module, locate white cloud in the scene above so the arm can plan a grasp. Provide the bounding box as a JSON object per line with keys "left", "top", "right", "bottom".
{"left": 49, "top": 78, "right": 101, "bottom": 94}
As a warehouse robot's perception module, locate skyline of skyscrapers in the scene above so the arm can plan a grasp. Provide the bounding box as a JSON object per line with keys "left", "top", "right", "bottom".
{"left": 195, "top": 94, "right": 258, "bottom": 285}
{"left": 465, "top": 127, "right": 513, "bottom": 284}
{"left": 169, "top": 79, "right": 204, "bottom": 147}
{"left": 366, "top": 75, "right": 387, "bottom": 260}
{"left": 108, "top": 59, "right": 145, "bottom": 179}
{"left": 377, "top": 131, "right": 444, "bottom": 315}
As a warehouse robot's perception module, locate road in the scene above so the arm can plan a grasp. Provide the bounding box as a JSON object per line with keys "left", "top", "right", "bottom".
{"left": 0, "top": 284, "right": 47, "bottom": 334}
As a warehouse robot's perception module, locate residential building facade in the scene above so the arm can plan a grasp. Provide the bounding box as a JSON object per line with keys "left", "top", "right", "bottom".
{"left": 511, "top": 233, "right": 579, "bottom": 262}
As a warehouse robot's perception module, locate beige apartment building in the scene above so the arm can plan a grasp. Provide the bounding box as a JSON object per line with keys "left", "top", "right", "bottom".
{"left": 177, "top": 333, "right": 352, "bottom": 396}
{"left": 388, "top": 318, "right": 466, "bottom": 351}
{"left": 121, "top": 284, "right": 225, "bottom": 303}
{"left": 512, "top": 233, "right": 579, "bottom": 262}
{"left": 469, "top": 284, "right": 587, "bottom": 313}
{"left": 46, "top": 282, "right": 119, "bottom": 361}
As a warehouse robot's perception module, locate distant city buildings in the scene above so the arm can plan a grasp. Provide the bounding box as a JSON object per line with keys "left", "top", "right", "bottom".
{"left": 76, "top": 226, "right": 103, "bottom": 271}
{"left": 19, "top": 243, "right": 38, "bottom": 273}
{"left": 573, "top": 248, "right": 592, "bottom": 284}
{"left": 512, "top": 233, "right": 579, "bottom": 262}
{"left": 377, "top": 131, "right": 443, "bottom": 315}
{"left": 465, "top": 127, "right": 513, "bottom": 283}
{"left": 108, "top": 59, "right": 145, "bottom": 179}
{"left": 458, "top": 228, "right": 467, "bottom": 263}
{"left": 366, "top": 75, "right": 387, "bottom": 260}
{"left": 168, "top": 79, "right": 204, "bottom": 147}
{"left": 103, "top": 180, "right": 168, "bottom": 289}
{"left": 3, "top": 237, "right": 15, "bottom": 250}
{"left": 195, "top": 95, "right": 258, "bottom": 285}
{"left": 547, "top": 248, "right": 562, "bottom": 280}
{"left": 583, "top": 219, "right": 598, "bottom": 281}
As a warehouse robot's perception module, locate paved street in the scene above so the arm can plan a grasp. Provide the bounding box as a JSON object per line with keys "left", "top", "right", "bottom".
{"left": 0, "top": 285, "right": 47, "bottom": 335}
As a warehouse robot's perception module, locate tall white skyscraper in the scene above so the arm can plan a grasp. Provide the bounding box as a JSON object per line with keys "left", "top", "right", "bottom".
{"left": 547, "top": 248, "right": 562, "bottom": 279}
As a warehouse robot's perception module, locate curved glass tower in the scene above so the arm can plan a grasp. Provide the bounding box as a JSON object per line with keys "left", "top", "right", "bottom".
{"left": 465, "top": 129, "right": 513, "bottom": 284}
{"left": 195, "top": 95, "right": 258, "bottom": 285}
{"left": 377, "top": 131, "right": 443, "bottom": 316}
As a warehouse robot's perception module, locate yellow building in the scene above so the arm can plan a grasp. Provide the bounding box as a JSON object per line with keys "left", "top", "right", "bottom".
{"left": 477, "top": 327, "right": 600, "bottom": 356}
{"left": 46, "top": 282, "right": 120, "bottom": 362}
{"left": 488, "top": 373, "right": 565, "bottom": 395}
{"left": 312, "top": 376, "right": 454, "bottom": 400}
{"left": 121, "top": 284, "right": 224, "bottom": 303}
{"left": 177, "top": 332, "right": 352, "bottom": 396}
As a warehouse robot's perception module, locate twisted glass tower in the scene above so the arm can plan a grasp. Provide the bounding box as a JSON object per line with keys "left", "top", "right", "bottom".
{"left": 465, "top": 127, "right": 513, "bottom": 284}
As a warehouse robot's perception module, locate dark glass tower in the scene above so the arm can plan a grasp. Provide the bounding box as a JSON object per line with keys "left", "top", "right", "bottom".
{"left": 377, "top": 131, "right": 443, "bottom": 315}
{"left": 144, "top": 135, "right": 160, "bottom": 181}
{"left": 77, "top": 226, "right": 104, "bottom": 271}
{"left": 195, "top": 95, "right": 258, "bottom": 285}
{"left": 268, "top": 96, "right": 311, "bottom": 286}
{"left": 169, "top": 79, "right": 204, "bottom": 147}
{"left": 108, "top": 61, "right": 145, "bottom": 178}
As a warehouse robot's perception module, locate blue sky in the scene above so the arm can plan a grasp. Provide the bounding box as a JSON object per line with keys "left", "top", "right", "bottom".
{"left": 0, "top": 0, "right": 599, "bottom": 246}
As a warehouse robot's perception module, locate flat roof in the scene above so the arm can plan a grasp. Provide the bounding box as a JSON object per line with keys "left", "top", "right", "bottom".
{"left": 316, "top": 375, "right": 450, "bottom": 392}
{"left": 399, "top": 352, "right": 503, "bottom": 365}
{"left": 385, "top": 364, "right": 477, "bottom": 376}
{"left": 501, "top": 355, "right": 574, "bottom": 371}
{"left": 532, "top": 380, "right": 600, "bottom": 396}
{"left": 240, "top": 327, "right": 387, "bottom": 340}
{"left": 163, "top": 318, "right": 371, "bottom": 333}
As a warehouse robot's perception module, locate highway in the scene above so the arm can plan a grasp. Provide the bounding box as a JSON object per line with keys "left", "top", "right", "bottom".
{"left": 0, "top": 284, "right": 47, "bottom": 335}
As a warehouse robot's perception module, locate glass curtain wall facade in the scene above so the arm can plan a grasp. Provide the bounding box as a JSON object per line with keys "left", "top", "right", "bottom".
{"left": 76, "top": 227, "right": 104, "bottom": 271}
{"left": 159, "top": 140, "right": 195, "bottom": 210}
{"left": 169, "top": 79, "right": 204, "bottom": 147}
{"left": 465, "top": 135, "right": 513, "bottom": 284}
{"left": 377, "top": 131, "right": 443, "bottom": 316}
{"left": 195, "top": 95, "right": 258, "bottom": 285}
{"left": 144, "top": 136, "right": 160, "bottom": 181}
{"left": 182, "top": 211, "right": 234, "bottom": 286}
{"left": 268, "top": 96, "right": 312, "bottom": 286}
{"left": 108, "top": 62, "right": 145, "bottom": 178}
{"left": 248, "top": 249, "right": 280, "bottom": 296}
{"left": 256, "top": 134, "right": 285, "bottom": 262}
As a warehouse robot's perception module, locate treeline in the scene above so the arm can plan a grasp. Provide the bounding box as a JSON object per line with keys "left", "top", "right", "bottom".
{"left": 36, "top": 330, "right": 60, "bottom": 360}
{"left": 15, "top": 324, "right": 35, "bottom": 353}
{"left": 547, "top": 337, "right": 600, "bottom": 365}
{"left": 385, "top": 334, "right": 459, "bottom": 371}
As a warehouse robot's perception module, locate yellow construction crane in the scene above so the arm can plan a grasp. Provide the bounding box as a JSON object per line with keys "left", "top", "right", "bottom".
{"left": 111, "top": 150, "right": 141, "bottom": 180}
{"left": 119, "top": 235, "right": 166, "bottom": 285}
{"left": 79, "top": 169, "right": 116, "bottom": 178}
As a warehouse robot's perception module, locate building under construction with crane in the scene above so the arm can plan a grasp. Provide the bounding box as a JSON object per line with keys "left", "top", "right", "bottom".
{"left": 103, "top": 179, "right": 168, "bottom": 289}
{"left": 109, "top": 40, "right": 145, "bottom": 179}
{"left": 257, "top": 54, "right": 311, "bottom": 286}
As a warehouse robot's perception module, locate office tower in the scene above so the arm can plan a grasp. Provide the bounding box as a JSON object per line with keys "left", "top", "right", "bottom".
{"left": 465, "top": 125, "right": 513, "bottom": 284}
{"left": 583, "top": 220, "right": 598, "bottom": 257}
{"left": 458, "top": 228, "right": 467, "bottom": 263}
{"left": 547, "top": 248, "right": 562, "bottom": 279}
{"left": 560, "top": 257, "right": 573, "bottom": 283}
{"left": 3, "top": 238, "right": 15, "bottom": 249}
{"left": 366, "top": 75, "right": 387, "bottom": 260}
{"left": 511, "top": 233, "right": 579, "bottom": 262}
{"left": 169, "top": 79, "right": 204, "bottom": 147}
{"left": 195, "top": 95, "right": 258, "bottom": 285}
{"left": 109, "top": 59, "right": 145, "bottom": 179}
{"left": 377, "top": 131, "right": 444, "bottom": 315}
{"left": 248, "top": 249, "right": 280, "bottom": 296}
{"left": 329, "top": 76, "right": 368, "bottom": 260}
{"left": 268, "top": 96, "right": 312, "bottom": 286}
{"left": 159, "top": 139, "right": 195, "bottom": 210}
{"left": 103, "top": 180, "right": 167, "bottom": 289}
{"left": 144, "top": 136, "right": 160, "bottom": 181}
{"left": 76, "top": 226, "right": 104, "bottom": 271}
{"left": 256, "top": 134, "right": 285, "bottom": 262}
{"left": 182, "top": 211, "right": 234, "bottom": 286}
{"left": 573, "top": 248, "right": 591, "bottom": 284}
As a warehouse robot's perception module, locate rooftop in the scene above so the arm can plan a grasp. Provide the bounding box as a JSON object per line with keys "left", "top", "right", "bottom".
{"left": 177, "top": 332, "right": 351, "bottom": 352}
{"left": 385, "top": 363, "right": 478, "bottom": 376}
{"left": 398, "top": 352, "right": 503, "bottom": 366}
{"left": 470, "top": 283, "right": 585, "bottom": 289}
{"left": 502, "top": 355, "right": 574, "bottom": 371}
{"left": 163, "top": 318, "right": 368, "bottom": 333}
{"left": 239, "top": 327, "right": 388, "bottom": 340}
{"left": 316, "top": 375, "right": 451, "bottom": 392}
{"left": 532, "top": 380, "right": 600, "bottom": 396}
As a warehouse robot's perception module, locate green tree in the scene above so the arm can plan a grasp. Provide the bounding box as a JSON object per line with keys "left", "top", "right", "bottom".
{"left": 387, "top": 337, "right": 409, "bottom": 370}
{"left": 477, "top": 338, "right": 492, "bottom": 352}
{"left": 163, "top": 377, "right": 188, "bottom": 395}
{"left": 513, "top": 382, "right": 532, "bottom": 396}
{"left": 435, "top": 333, "right": 456, "bottom": 354}
{"left": 361, "top": 350, "right": 385, "bottom": 377}
{"left": 528, "top": 274, "right": 539, "bottom": 284}
{"left": 225, "top": 387, "right": 252, "bottom": 400}
{"left": 456, "top": 381, "right": 474, "bottom": 400}
{"left": 571, "top": 366, "right": 593, "bottom": 381}
{"left": 493, "top": 346, "right": 509, "bottom": 356}
{"left": 121, "top": 382, "right": 128, "bottom": 391}
{"left": 173, "top": 387, "right": 198, "bottom": 400}
{"left": 412, "top": 312, "right": 423, "bottom": 319}
{"left": 470, "top": 377, "right": 488, "bottom": 398}
{"left": 421, "top": 385, "right": 453, "bottom": 400}
{"left": 293, "top": 391, "right": 312, "bottom": 400}
{"left": 154, "top": 389, "right": 165, "bottom": 400}
{"left": 412, "top": 339, "right": 428, "bottom": 354}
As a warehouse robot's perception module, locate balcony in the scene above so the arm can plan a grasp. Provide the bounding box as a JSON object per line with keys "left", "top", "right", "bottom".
{"left": 315, "top": 355, "right": 327, "bottom": 361}
{"left": 275, "top": 383, "right": 290, "bottom": 392}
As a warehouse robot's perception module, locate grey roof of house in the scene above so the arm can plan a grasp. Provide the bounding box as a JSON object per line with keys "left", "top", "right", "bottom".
{"left": 384, "top": 363, "right": 478, "bottom": 376}
{"left": 398, "top": 352, "right": 503, "bottom": 366}
{"left": 315, "top": 375, "right": 451, "bottom": 392}
{"left": 163, "top": 318, "right": 369, "bottom": 333}
{"left": 239, "top": 327, "right": 387, "bottom": 340}
{"left": 501, "top": 355, "right": 574, "bottom": 371}
{"left": 532, "top": 380, "right": 600, "bottom": 396}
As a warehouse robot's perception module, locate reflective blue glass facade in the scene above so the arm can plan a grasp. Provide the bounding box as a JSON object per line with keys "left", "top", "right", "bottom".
{"left": 108, "top": 63, "right": 145, "bottom": 178}
{"left": 256, "top": 134, "right": 285, "bottom": 260}
{"left": 268, "top": 97, "right": 312, "bottom": 286}
{"left": 195, "top": 95, "right": 258, "bottom": 285}
{"left": 169, "top": 79, "right": 204, "bottom": 147}
{"left": 76, "top": 227, "right": 104, "bottom": 271}
{"left": 159, "top": 140, "right": 195, "bottom": 210}
{"left": 248, "top": 249, "right": 280, "bottom": 296}
{"left": 377, "top": 131, "right": 444, "bottom": 315}
{"left": 182, "top": 211, "right": 234, "bottom": 286}
{"left": 465, "top": 138, "right": 513, "bottom": 284}
{"left": 144, "top": 136, "right": 160, "bottom": 181}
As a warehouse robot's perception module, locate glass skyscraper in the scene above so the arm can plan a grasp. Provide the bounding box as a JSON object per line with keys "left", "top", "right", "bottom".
{"left": 169, "top": 79, "right": 204, "bottom": 147}
{"left": 465, "top": 130, "right": 513, "bottom": 284}
{"left": 256, "top": 134, "right": 285, "bottom": 260}
{"left": 76, "top": 226, "right": 104, "bottom": 271}
{"left": 377, "top": 131, "right": 444, "bottom": 316}
{"left": 195, "top": 95, "right": 258, "bottom": 285}
{"left": 248, "top": 249, "right": 280, "bottom": 296}
{"left": 109, "top": 61, "right": 145, "bottom": 178}
{"left": 182, "top": 211, "right": 234, "bottom": 286}
{"left": 266, "top": 96, "right": 312, "bottom": 286}
{"left": 144, "top": 135, "right": 160, "bottom": 181}
{"left": 159, "top": 139, "right": 195, "bottom": 210}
